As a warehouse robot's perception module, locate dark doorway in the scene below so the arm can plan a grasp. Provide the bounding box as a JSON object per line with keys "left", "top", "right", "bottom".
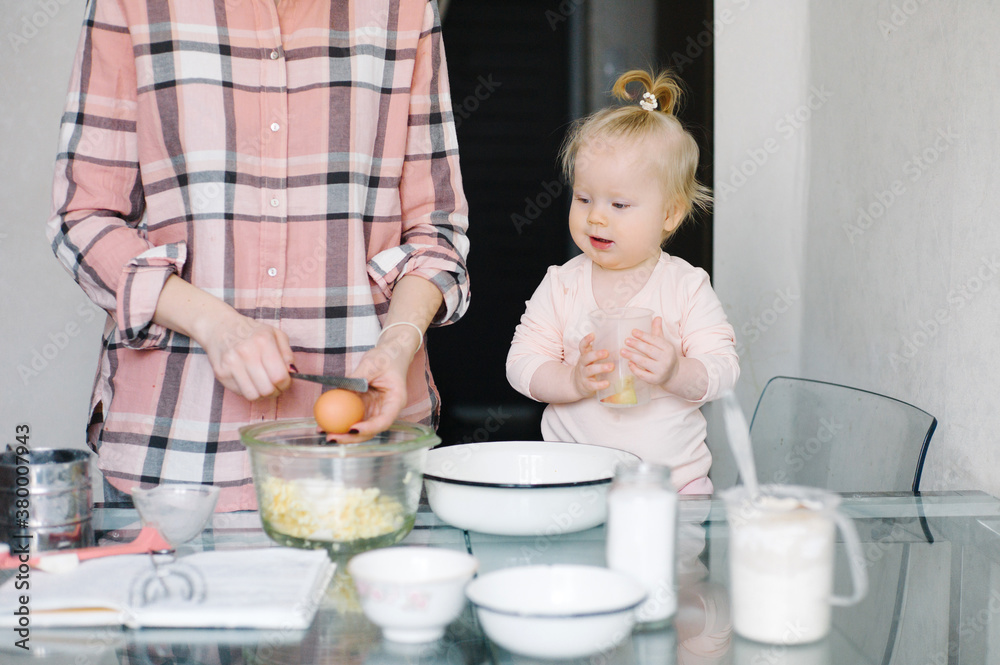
{"left": 429, "top": 0, "right": 573, "bottom": 445}
{"left": 656, "top": 0, "right": 715, "bottom": 273}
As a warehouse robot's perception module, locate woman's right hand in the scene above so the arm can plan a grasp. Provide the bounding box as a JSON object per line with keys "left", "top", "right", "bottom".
{"left": 199, "top": 311, "right": 294, "bottom": 401}
{"left": 571, "top": 333, "right": 613, "bottom": 399}
{"left": 153, "top": 276, "right": 294, "bottom": 401}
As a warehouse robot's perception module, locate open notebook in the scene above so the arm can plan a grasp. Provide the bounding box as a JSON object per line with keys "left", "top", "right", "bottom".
{"left": 0, "top": 547, "right": 335, "bottom": 630}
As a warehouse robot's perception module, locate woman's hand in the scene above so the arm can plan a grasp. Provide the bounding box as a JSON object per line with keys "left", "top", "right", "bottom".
{"left": 620, "top": 317, "right": 680, "bottom": 387}
{"left": 328, "top": 345, "right": 410, "bottom": 443}
{"left": 199, "top": 311, "right": 294, "bottom": 401}
{"left": 571, "top": 332, "right": 614, "bottom": 399}
{"left": 326, "top": 275, "right": 441, "bottom": 442}
{"left": 154, "top": 275, "right": 294, "bottom": 401}
{"left": 326, "top": 320, "right": 424, "bottom": 443}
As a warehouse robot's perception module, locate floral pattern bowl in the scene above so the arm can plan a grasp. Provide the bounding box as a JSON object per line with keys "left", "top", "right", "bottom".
{"left": 347, "top": 545, "right": 478, "bottom": 643}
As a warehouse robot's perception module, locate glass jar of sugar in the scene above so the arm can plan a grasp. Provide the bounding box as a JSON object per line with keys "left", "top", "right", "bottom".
{"left": 605, "top": 462, "right": 678, "bottom": 626}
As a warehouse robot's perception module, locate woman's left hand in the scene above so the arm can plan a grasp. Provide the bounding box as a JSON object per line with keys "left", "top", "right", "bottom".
{"left": 620, "top": 316, "right": 680, "bottom": 387}
{"left": 323, "top": 344, "right": 410, "bottom": 443}
{"left": 325, "top": 276, "right": 439, "bottom": 442}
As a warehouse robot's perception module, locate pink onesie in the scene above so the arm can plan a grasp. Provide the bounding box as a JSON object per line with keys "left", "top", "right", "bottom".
{"left": 507, "top": 253, "right": 739, "bottom": 491}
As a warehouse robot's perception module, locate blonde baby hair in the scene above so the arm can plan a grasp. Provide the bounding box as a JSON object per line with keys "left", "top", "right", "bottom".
{"left": 560, "top": 69, "right": 712, "bottom": 235}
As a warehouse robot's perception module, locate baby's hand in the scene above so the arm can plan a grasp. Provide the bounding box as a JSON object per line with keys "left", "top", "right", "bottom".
{"left": 621, "top": 317, "right": 680, "bottom": 387}
{"left": 572, "top": 333, "right": 613, "bottom": 399}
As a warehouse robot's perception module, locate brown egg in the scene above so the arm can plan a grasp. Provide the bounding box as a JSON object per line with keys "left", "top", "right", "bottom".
{"left": 313, "top": 389, "right": 365, "bottom": 434}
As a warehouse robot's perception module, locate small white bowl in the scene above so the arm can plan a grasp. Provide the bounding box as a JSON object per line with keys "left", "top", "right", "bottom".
{"left": 132, "top": 483, "right": 220, "bottom": 546}
{"left": 466, "top": 564, "right": 646, "bottom": 659}
{"left": 423, "top": 441, "right": 640, "bottom": 536}
{"left": 348, "top": 546, "right": 479, "bottom": 643}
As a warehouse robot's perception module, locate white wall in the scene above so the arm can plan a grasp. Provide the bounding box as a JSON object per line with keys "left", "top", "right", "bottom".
{"left": 1, "top": 3, "right": 102, "bottom": 466}
{"left": 713, "top": 0, "right": 811, "bottom": 391}
{"left": 714, "top": 0, "right": 1000, "bottom": 496}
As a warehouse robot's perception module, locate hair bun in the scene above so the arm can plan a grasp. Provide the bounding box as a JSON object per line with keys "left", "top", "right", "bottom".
{"left": 612, "top": 69, "right": 683, "bottom": 116}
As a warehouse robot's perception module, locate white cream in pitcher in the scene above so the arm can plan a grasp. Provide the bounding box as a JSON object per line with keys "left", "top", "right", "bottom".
{"left": 723, "top": 485, "right": 867, "bottom": 645}
{"left": 729, "top": 496, "right": 833, "bottom": 643}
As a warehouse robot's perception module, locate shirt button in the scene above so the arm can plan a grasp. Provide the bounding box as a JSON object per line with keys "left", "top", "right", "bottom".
{"left": 267, "top": 268, "right": 278, "bottom": 277}
{"left": 270, "top": 198, "right": 280, "bottom": 207}
{"left": 270, "top": 122, "right": 280, "bottom": 132}
{"left": 270, "top": 50, "right": 279, "bottom": 60}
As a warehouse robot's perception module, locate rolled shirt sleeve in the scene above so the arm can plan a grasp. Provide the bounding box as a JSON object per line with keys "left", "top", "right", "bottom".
{"left": 368, "top": 0, "right": 470, "bottom": 326}
{"left": 46, "top": 0, "right": 184, "bottom": 350}
{"left": 116, "top": 243, "right": 187, "bottom": 348}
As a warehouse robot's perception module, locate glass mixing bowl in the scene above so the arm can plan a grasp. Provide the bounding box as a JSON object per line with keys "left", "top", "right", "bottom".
{"left": 239, "top": 419, "right": 439, "bottom": 559}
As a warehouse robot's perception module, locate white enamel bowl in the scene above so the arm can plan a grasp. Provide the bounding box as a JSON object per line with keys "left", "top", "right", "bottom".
{"left": 422, "top": 441, "right": 640, "bottom": 536}
{"left": 348, "top": 546, "right": 479, "bottom": 643}
{"left": 466, "top": 564, "right": 647, "bottom": 659}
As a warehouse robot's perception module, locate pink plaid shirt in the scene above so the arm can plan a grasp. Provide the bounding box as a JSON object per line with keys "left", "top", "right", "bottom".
{"left": 46, "top": 0, "right": 470, "bottom": 511}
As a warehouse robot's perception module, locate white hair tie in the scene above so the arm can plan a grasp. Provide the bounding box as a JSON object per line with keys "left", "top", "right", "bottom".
{"left": 639, "top": 92, "right": 658, "bottom": 111}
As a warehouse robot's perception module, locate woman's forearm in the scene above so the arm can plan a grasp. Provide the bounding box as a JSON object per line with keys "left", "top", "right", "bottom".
{"left": 153, "top": 274, "right": 293, "bottom": 400}
{"left": 152, "top": 274, "right": 242, "bottom": 343}
{"left": 376, "top": 275, "right": 444, "bottom": 362}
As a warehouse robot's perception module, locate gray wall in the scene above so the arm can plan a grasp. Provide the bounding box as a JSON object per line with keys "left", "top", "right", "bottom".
{"left": 714, "top": 0, "right": 1000, "bottom": 496}
{"left": 1, "top": 3, "right": 101, "bottom": 465}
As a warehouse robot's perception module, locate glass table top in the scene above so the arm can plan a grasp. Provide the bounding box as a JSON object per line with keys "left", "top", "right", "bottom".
{"left": 4, "top": 490, "right": 1000, "bottom": 665}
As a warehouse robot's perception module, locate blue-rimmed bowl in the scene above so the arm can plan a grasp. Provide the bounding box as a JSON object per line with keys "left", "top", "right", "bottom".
{"left": 422, "top": 441, "right": 640, "bottom": 536}
{"left": 466, "top": 564, "right": 646, "bottom": 659}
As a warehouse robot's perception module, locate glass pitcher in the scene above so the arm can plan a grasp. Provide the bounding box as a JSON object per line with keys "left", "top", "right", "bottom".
{"left": 721, "top": 484, "right": 868, "bottom": 644}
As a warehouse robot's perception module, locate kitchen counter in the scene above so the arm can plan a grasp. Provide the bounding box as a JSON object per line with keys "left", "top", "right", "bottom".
{"left": 4, "top": 490, "right": 1000, "bottom": 664}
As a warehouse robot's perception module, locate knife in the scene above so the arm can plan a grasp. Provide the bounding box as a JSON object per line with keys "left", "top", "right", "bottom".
{"left": 289, "top": 372, "right": 369, "bottom": 392}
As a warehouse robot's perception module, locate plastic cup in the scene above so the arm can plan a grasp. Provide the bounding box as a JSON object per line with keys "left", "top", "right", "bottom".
{"left": 588, "top": 307, "right": 653, "bottom": 407}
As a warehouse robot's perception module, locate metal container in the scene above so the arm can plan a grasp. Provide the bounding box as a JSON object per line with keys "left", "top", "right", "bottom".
{"left": 0, "top": 448, "right": 94, "bottom": 553}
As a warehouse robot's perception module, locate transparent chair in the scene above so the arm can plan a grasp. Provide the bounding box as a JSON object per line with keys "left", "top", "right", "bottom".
{"left": 747, "top": 376, "right": 937, "bottom": 493}
{"left": 728, "top": 377, "right": 938, "bottom": 665}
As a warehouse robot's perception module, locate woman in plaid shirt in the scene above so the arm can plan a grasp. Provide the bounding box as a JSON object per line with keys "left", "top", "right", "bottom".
{"left": 46, "top": 0, "right": 470, "bottom": 511}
